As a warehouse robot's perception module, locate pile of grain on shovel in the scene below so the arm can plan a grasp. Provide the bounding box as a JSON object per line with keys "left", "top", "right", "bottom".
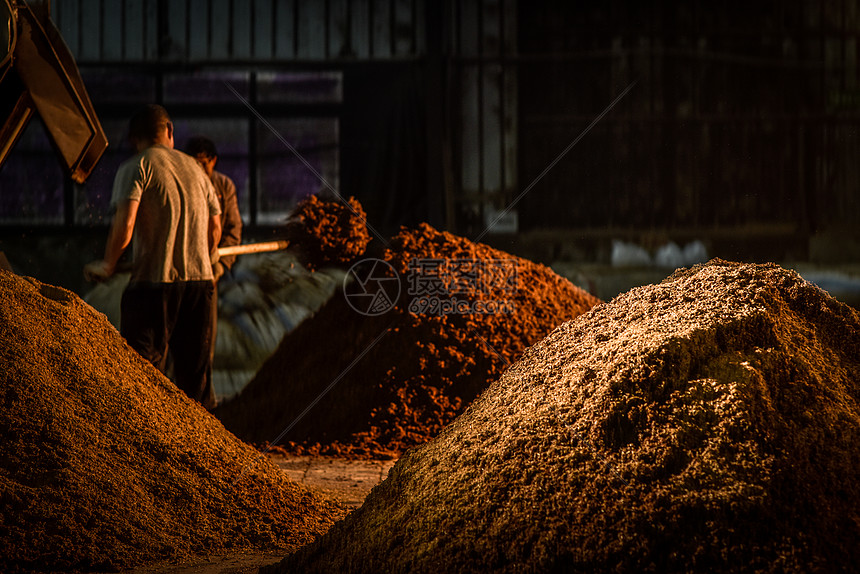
{"left": 216, "top": 220, "right": 600, "bottom": 458}
{"left": 265, "top": 260, "right": 860, "bottom": 574}
{"left": 285, "top": 194, "right": 372, "bottom": 270}
{"left": 0, "top": 270, "right": 345, "bottom": 573}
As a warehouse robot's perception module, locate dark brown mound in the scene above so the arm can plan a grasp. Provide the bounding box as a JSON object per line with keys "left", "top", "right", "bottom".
{"left": 285, "top": 194, "right": 372, "bottom": 270}
{"left": 216, "top": 223, "right": 600, "bottom": 458}
{"left": 0, "top": 270, "right": 345, "bottom": 573}
{"left": 265, "top": 260, "right": 860, "bottom": 573}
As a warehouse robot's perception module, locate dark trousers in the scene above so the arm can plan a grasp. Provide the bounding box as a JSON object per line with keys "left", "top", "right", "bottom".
{"left": 121, "top": 280, "right": 216, "bottom": 410}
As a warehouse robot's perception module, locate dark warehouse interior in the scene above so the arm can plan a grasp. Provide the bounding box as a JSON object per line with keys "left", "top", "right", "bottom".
{"left": 1, "top": 2, "right": 859, "bottom": 572}
{"left": 2, "top": 0, "right": 859, "bottom": 296}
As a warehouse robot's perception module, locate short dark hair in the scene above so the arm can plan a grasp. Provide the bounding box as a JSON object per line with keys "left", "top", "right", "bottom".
{"left": 128, "top": 104, "right": 171, "bottom": 142}
{"left": 186, "top": 136, "right": 218, "bottom": 158}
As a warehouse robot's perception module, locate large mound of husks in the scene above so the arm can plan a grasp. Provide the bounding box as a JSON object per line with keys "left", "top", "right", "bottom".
{"left": 216, "top": 223, "right": 600, "bottom": 458}
{"left": 266, "top": 260, "right": 860, "bottom": 573}
{"left": 0, "top": 270, "right": 344, "bottom": 573}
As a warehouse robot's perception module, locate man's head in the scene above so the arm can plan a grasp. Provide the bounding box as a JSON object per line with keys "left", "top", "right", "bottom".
{"left": 128, "top": 104, "right": 174, "bottom": 152}
{"left": 186, "top": 136, "right": 218, "bottom": 178}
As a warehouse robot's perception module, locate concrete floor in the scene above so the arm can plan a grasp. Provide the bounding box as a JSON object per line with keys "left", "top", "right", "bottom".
{"left": 270, "top": 454, "right": 397, "bottom": 510}
{"left": 115, "top": 455, "right": 396, "bottom": 574}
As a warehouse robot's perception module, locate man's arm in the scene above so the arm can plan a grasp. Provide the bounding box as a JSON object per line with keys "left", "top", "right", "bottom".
{"left": 84, "top": 199, "right": 139, "bottom": 281}
{"left": 208, "top": 213, "right": 222, "bottom": 254}
{"left": 218, "top": 176, "right": 243, "bottom": 269}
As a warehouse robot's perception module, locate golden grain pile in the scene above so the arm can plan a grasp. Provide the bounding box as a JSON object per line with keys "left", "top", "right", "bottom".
{"left": 266, "top": 260, "right": 860, "bottom": 574}
{"left": 0, "top": 270, "right": 345, "bottom": 573}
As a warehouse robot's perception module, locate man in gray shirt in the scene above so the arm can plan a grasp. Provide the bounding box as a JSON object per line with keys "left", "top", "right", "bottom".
{"left": 85, "top": 104, "right": 222, "bottom": 410}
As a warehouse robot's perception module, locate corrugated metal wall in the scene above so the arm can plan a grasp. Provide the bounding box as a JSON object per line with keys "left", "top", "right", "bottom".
{"left": 53, "top": 0, "right": 426, "bottom": 62}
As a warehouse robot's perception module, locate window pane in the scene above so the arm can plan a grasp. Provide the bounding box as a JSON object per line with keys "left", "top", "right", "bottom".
{"left": 74, "top": 119, "right": 136, "bottom": 225}
{"left": 73, "top": 117, "right": 252, "bottom": 226}
{"left": 173, "top": 118, "right": 251, "bottom": 220}
{"left": 0, "top": 119, "right": 64, "bottom": 224}
{"left": 256, "top": 117, "right": 339, "bottom": 224}
{"left": 79, "top": 69, "right": 157, "bottom": 105}
{"left": 257, "top": 71, "right": 343, "bottom": 104}
{"left": 164, "top": 71, "right": 251, "bottom": 104}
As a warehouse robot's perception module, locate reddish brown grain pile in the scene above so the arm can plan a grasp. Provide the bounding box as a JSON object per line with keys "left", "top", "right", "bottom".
{"left": 265, "top": 260, "right": 860, "bottom": 573}
{"left": 285, "top": 194, "right": 372, "bottom": 270}
{"left": 216, "top": 223, "right": 600, "bottom": 458}
{"left": 0, "top": 270, "right": 345, "bottom": 573}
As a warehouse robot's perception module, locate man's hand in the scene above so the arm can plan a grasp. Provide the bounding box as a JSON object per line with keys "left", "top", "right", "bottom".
{"left": 88, "top": 199, "right": 137, "bottom": 283}
{"left": 212, "top": 260, "right": 225, "bottom": 282}
{"left": 84, "top": 260, "right": 114, "bottom": 282}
